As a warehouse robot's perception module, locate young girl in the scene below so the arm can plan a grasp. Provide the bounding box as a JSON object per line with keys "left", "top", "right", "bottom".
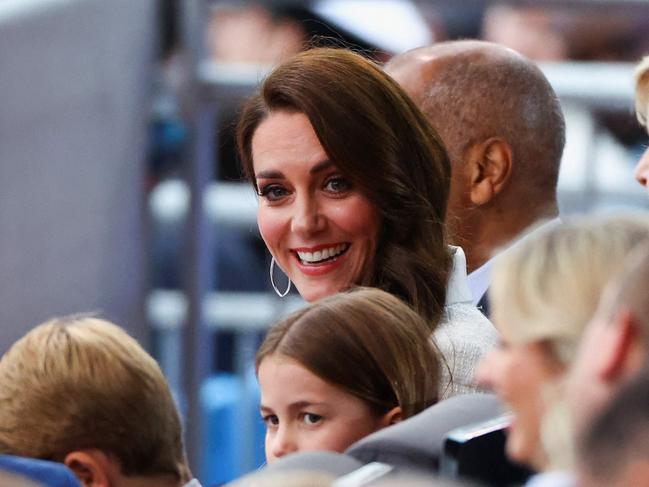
{"left": 256, "top": 287, "right": 441, "bottom": 463}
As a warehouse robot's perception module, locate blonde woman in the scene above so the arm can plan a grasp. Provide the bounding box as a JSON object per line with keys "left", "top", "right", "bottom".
{"left": 475, "top": 214, "right": 649, "bottom": 472}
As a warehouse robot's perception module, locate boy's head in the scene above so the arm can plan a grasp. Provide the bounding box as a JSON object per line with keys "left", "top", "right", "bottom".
{"left": 0, "top": 315, "right": 189, "bottom": 486}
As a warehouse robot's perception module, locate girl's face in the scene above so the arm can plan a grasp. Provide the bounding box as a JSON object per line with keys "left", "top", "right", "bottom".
{"left": 251, "top": 111, "right": 381, "bottom": 302}
{"left": 258, "top": 354, "right": 394, "bottom": 463}
{"left": 475, "top": 337, "right": 564, "bottom": 470}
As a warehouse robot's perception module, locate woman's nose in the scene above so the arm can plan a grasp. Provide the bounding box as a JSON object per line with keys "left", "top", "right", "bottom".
{"left": 634, "top": 147, "right": 649, "bottom": 189}
{"left": 291, "top": 195, "right": 325, "bottom": 237}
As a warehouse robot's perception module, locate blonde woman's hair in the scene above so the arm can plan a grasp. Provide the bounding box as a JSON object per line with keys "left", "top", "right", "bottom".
{"left": 0, "top": 315, "right": 188, "bottom": 480}
{"left": 635, "top": 55, "right": 649, "bottom": 127}
{"left": 490, "top": 214, "right": 649, "bottom": 365}
{"left": 541, "top": 393, "right": 577, "bottom": 472}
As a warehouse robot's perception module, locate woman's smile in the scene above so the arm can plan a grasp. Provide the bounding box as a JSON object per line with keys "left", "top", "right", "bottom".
{"left": 291, "top": 243, "right": 351, "bottom": 277}
{"left": 293, "top": 243, "right": 350, "bottom": 265}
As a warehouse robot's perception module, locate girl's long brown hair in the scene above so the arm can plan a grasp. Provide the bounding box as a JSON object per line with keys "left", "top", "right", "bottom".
{"left": 256, "top": 287, "right": 440, "bottom": 418}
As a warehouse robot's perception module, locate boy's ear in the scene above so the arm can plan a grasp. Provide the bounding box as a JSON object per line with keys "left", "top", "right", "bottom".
{"left": 63, "top": 450, "right": 112, "bottom": 487}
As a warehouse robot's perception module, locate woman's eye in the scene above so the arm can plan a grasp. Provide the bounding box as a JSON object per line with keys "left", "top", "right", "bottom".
{"left": 324, "top": 176, "right": 351, "bottom": 193}
{"left": 262, "top": 414, "right": 279, "bottom": 427}
{"left": 302, "top": 413, "right": 322, "bottom": 425}
{"left": 258, "top": 184, "right": 288, "bottom": 202}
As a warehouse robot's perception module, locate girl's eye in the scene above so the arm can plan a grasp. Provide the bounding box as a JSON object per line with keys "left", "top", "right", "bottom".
{"left": 302, "top": 413, "right": 322, "bottom": 425}
{"left": 262, "top": 414, "right": 279, "bottom": 427}
{"left": 258, "top": 184, "right": 289, "bottom": 202}
{"left": 324, "top": 176, "right": 351, "bottom": 194}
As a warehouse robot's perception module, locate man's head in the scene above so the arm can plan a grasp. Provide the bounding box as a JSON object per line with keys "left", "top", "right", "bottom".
{"left": 567, "top": 243, "right": 649, "bottom": 436}
{"left": 577, "top": 366, "right": 649, "bottom": 487}
{"left": 0, "top": 315, "right": 190, "bottom": 487}
{"left": 385, "top": 40, "right": 565, "bottom": 270}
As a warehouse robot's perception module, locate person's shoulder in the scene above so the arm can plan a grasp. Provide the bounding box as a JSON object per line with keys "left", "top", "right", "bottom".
{"left": 435, "top": 303, "right": 499, "bottom": 399}
{"left": 0, "top": 456, "right": 81, "bottom": 487}
{"left": 524, "top": 471, "right": 576, "bottom": 487}
{"left": 438, "top": 302, "right": 497, "bottom": 344}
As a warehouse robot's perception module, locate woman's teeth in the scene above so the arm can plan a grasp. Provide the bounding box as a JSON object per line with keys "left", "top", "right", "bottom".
{"left": 297, "top": 244, "right": 348, "bottom": 264}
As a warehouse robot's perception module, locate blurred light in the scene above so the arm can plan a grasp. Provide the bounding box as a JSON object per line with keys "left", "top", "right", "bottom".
{"left": 0, "top": 0, "right": 72, "bottom": 23}
{"left": 313, "top": 0, "right": 433, "bottom": 54}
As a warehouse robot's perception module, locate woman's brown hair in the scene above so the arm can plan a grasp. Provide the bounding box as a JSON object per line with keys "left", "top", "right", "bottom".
{"left": 256, "top": 287, "right": 440, "bottom": 419}
{"left": 237, "top": 47, "right": 451, "bottom": 328}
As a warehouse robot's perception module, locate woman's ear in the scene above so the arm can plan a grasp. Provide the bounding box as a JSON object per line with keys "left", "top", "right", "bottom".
{"left": 380, "top": 406, "right": 402, "bottom": 428}
{"left": 63, "top": 450, "right": 112, "bottom": 487}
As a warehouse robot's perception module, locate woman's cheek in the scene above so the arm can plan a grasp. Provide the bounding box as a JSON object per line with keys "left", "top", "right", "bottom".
{"left": 257, "top": 208, "right": 290, "bottom": 263}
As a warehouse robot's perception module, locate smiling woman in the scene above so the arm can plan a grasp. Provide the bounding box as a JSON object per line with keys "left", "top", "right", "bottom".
{"left": 237, "top": 46, "right": 451, "bottom": 327}
{"left": 475, "top": 214, "right": 649, "bottom": 472}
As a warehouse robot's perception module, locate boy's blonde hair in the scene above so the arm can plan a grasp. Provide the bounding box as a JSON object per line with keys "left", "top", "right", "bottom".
{"left": 0, "top": 315, "right": 187, "bottom": 479}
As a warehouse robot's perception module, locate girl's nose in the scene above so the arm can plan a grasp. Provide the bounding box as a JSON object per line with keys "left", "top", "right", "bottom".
{"left": 270, "top": 426, "right": 298, "bottom": 461}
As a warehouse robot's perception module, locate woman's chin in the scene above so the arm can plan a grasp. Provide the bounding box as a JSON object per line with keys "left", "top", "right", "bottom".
{"left": 294, "top": 280, "right": 349, "bottom": 302}
{"left": 505, "top": 427, "right": 533, "bottom": 467}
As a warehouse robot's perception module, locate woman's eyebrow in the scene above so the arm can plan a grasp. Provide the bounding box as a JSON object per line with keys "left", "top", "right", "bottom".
{"left": 256, "top": 169, "right": 284, "bottom": 179}
{"left": 309, "top": 160, "right": 333, "bottom": 175}
{"left": 255, "top": 160, "right": 333, "bottom": 180}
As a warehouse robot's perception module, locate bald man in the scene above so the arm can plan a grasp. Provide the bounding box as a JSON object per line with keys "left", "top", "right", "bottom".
{"left": 385, "top": 41, "right": 565, "bottom": 314}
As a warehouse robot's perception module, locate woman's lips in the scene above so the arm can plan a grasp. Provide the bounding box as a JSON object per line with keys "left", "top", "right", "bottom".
{"left": 294, "top": 243, "right": 350, "bottom": 264}
{"left": 291, "top": 243, "right": 350, "bottom": 276}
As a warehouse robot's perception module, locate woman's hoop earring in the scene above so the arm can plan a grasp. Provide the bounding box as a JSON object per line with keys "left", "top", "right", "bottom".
{"left": 269, "top": 257, "right": 291, "bottom": 297}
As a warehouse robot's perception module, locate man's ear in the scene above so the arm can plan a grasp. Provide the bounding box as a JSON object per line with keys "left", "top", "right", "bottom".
{"left": 379, "top": 406, "right": 402, "bottom": 428}
{"left": 465, "top": 137, "right": 513, "bottom": 206}
{"left": 63, "top": 450, "right": 112, "bottom": 487}
{"left": 598, "top": 308, "right": 641, "bottom": 382}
